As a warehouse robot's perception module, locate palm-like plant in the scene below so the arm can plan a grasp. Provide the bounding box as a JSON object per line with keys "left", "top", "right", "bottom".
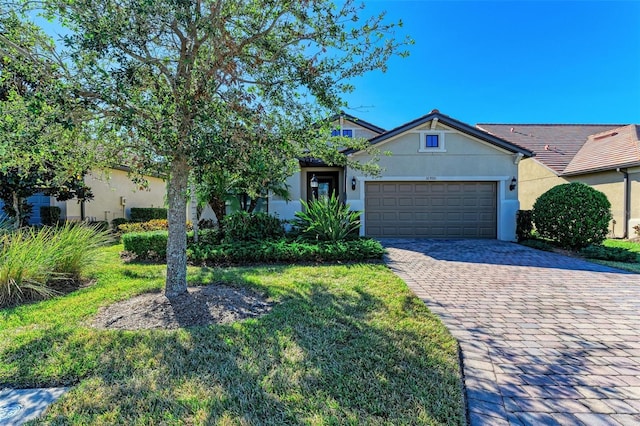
{"left": 294, "top": 194, "right": 362, "bottom": 241}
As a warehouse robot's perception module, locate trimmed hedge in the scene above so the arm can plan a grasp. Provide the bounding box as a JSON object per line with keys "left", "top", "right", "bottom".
{"left": 532, "top": 182, "right": 612, "bottom": 249}
{"left": 40, "top": 206, "right": 61, "bottom": 226}
{"left": 516, "top": 210, "right": 533, "bottom": 242}
{"left": 580, "top": 245, "right": 638, "bottom": 263}
{"left": 222, "top": 211, "right": 284, "bottom": 242}
{"left": 130, "top": 207, "right": 167, "bottom": 222}
{"left": 123, "top": 231, "right": 384, "bottom": 263}
{"left": 122, "top": 231, "right": 169, "bottom": 259}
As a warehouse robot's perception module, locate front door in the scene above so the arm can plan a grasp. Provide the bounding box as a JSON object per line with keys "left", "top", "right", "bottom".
{"left": 308, "top": 172, "right": 340, "bottom": 202}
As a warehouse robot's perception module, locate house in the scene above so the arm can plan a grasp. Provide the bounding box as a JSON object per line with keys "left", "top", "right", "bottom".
{"left": 477, "top": 124, "right": 640, "bottom": 238}
{"left": 270, "top": 110, "right": 534, "bottom": 241}
{"left": 0, "top": 167, "right": 166, "bottom": 226}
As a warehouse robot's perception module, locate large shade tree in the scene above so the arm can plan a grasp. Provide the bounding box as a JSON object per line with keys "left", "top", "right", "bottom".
{"left": 0, "top": 11, "right": 98, "bottom": 227}
{"left": 28, "top": 0, "right": 410, "bottom": 297}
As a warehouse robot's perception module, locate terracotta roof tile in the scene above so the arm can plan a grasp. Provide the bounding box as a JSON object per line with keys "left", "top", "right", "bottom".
{"left": 563, "top": 125, "right": 640, "bottom": 175}
{"left": 476, "top": 124, "right": 627, "bottom": 174}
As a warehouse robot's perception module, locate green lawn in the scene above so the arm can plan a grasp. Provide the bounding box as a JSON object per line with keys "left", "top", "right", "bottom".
{"left": 588, "top": 239, "right": 640, "bottom": 273}
{"left": 0, "top": 245, "right": 464, "bottom": 425}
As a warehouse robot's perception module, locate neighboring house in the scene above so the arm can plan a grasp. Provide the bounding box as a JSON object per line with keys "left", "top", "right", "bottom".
{"left": 0, "top": 167, "right": 166, "bottom": 225}
{"left": 270, "top": 110, "right": 533, "bottom": 241}
{"left": 478, "top": 124, "right": 640, "bottom": 238}
{"left": 59, "top": 167, "right": 166, "bottom": 224}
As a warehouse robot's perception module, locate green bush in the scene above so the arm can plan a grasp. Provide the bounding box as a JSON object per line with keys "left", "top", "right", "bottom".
{"left": 532, "top": 182, "right": 612, "bottom": 249}
{"left": 187, "top": 238, "right": 384, "bottom": 264}
{"left": 87, "top": 221, "right": 109, "bottom": 232}
{"left": 0, "top": 224, "right": 110, "bottom": 307}
{"left": 122, "top": 231, "right": 168, "bottom": 260}
{"left": 130, "top": 207, "right": 167, "bottom": 222}
{"left": 580, "top": 245, "right": 638, "bottom": 263}
{"left": 119, "top": 219, "right": 169, "bottom": 234}
{"left": 516, "top": 210, "right": 533, "bottom": 242}
{"left": 222, "top": 211, "right": 284, "bottom": 242}
{"left": 40, "top": 206, "right": 61, "bottom": 226}
{"left": 111, "top": 218, "right": 129, "bottom": 230}
{"left": 294, "top": 194, "right": 361, "bottom": 241}
{"left": 519, "top": 238, "right": 556, "bottom": 252}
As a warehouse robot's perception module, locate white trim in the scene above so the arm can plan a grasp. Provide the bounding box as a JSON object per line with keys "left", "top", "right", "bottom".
{"left": 417, "top": 131, "right": 447, "bottom": 153}
{"left": 362, "top": 175, "right": 511, "bottom": 182}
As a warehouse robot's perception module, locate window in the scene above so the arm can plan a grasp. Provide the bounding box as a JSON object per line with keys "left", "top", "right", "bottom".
{"left": 426, "top": 134, "right": 439, "bottom": 148}
{"left": 331, "top": 128, "right": 354, "bottom": 138}
{"left": 418, "top": 131, "right": 446, "bottom": 152}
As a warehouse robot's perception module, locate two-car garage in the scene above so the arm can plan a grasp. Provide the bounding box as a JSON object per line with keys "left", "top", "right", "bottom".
{"left": 364, "top": 181, "right": 497, "bottom": 238}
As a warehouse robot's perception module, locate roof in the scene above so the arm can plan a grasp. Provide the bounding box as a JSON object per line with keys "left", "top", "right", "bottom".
{"left": 477, "top": 124, "right": 637, "bottom": 175}
{"left": 331, "top": 112, "right": 386, "bottom": 135}
{"left": 368, "top": 110, "right": 534, "bottom": 156}
{"left": 563, "top": 125, "right": 640, "bottom": 175}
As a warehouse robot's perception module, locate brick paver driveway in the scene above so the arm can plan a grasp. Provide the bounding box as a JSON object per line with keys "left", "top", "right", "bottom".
{"left": 382, "top": 239, "right": 640, "bottom": 426}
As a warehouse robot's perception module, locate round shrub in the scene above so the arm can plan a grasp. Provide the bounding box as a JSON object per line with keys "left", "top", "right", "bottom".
{"left": 532, "top": 182, "right": 612, "bottom": 249}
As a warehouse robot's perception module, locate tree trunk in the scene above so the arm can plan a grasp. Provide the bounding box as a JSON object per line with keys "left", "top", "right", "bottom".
{"left": 247, "top": 198, "right": 258, "bottom": 213}
{"left": 166, "top": 156, "right": 190, "bottom": 298}
{"left": 11, "top": 191, "right": 20, "bottom": 229}
{"left": 209, "top": 196, "right": 226, "bottom": 225}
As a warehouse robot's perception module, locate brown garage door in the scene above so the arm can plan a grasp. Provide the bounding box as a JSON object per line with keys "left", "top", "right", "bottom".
{"left": 365, "top": 181, "right": 497, "bottom": 238}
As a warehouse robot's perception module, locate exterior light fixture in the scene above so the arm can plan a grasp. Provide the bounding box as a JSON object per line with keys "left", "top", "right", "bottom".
{"left": 310, "top": 174, "right": 319, "bottom": 199}
{"left": 509, "top": 177, "right": 517, "bottom": 191}
{"left": 351, "top": 176, "right": 357, "bottom": 191}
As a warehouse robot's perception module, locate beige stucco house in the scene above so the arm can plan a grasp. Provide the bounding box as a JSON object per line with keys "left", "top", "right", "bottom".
{"left": 477, "top": 124, "right": 640, "bottom": 239}
{"left": 56, "top": 167, "right": 166, "bottom": 224}
{"left": 270, "top": 110, "right": 533, "bottom": 241}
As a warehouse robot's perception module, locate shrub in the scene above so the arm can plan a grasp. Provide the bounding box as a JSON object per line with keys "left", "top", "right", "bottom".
{"left": 580, "top": 245, "right": 638, "bottom": 263}
{"left": 516, "top": 210, "right": 533, "bottom": 242}
{"left": 130, "top": 207, "right": 167, "bottom": 222}
{"left": 111, "top": 218, "right": 129, "bottom": 230}
{"left": 519, "top": 238, "right": 555, "bottom": 252}
{"left": 40, "top": 206, "right": 61, "bottom": 226}
{"left": 198, "top": 218, "right": 217, "bottom": 229}
{"left": 122, "top": 231, "right": 168, "bottom": 260}
{"left": 294, "top": 194, "right": 361, "bottom": 242}
{"left": 0, "top": 224, "right": 110, "bottom": 307}
{"left": 222, "top": 211, "right": 284, "bottom": 242}
{"left": 532, "top": 182, "right": 612, "bottom": 249}
{"left": 119, "top": 219, "right": 169, "bottom": 234}
{"left": 187, "top": 238, "right": 384, "bottom": 264}
{"left": 634, "top": 224, "right": 640, "bottom": 237}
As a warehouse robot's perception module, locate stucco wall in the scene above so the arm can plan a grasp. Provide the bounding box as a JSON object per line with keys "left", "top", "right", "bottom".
{"left": 61, "top": 168, "right": 166, "bottom": 224}
{"left": 518, "top": 159, "right": 568, "bottom": 210}
{"left": 519, "top": 160, "right": 634, "bottom": 237}
{"left": 347, "top": 123, "right": 521, "bottom": 241}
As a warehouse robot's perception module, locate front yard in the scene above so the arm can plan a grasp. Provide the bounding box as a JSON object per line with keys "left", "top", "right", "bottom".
{"left": 0, "top": 244, "right": 465, "bottom": 425}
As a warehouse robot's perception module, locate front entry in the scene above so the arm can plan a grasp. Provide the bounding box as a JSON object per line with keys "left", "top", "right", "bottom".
{"left": 307, "top": 172, "right": 340, "bottom": 202}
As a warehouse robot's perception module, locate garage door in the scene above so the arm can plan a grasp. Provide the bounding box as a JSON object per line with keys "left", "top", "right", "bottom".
{"left": 365, "top": 181, "right": 497, "bottom": 238}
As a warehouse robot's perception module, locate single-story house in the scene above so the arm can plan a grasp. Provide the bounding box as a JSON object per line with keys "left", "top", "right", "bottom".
{"left": 270, "top": 110, "right": 534, "bottom": 241}
{"left": 0, "top": 167, "right": 166, "bottom": 225}
{"left": 477, "top": 123, "right": 640, "bottom": 238}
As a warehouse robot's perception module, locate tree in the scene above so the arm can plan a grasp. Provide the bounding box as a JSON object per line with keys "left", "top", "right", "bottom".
{"left": 0, "top": 10, "right": 99, "bottom": 227}
{"left": 34, "top": 0, "right": 410, "bottom": 297}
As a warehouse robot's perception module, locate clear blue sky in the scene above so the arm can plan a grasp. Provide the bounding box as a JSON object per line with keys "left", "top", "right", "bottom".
{"left": 345, "top": 0, "right": 640, "bottom": 130}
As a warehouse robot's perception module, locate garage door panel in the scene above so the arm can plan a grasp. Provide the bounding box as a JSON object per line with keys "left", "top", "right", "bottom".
{"left": 365, "top": 181, "right": 496, "bottom": 238}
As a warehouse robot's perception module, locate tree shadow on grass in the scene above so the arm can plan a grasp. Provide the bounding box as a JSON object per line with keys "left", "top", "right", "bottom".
{"left": 2, "top": 266, "right": 465, "bottom": 424}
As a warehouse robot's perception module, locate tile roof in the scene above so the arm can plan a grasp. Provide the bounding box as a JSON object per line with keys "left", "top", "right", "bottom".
{"left": 476, "top": 124, "right": 629, "bottom": 174}
{"left": 563, "top": 125, "right": 640, "bottom": 175}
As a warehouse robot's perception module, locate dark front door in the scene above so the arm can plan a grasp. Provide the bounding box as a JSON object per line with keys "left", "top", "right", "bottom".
{"left": 308, "top": 172, "right": 340, "bottom": 202}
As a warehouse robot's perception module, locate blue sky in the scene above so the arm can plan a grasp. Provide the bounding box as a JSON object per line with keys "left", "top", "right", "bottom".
{"left": 345, "top": 0, "right": 640, "bottom": 130}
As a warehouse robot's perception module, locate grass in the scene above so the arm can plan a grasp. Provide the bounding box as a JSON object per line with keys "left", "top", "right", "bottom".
{"left": 0, "top": 245, "right": 465, "bottom": 425}
{"left": 587, "top": 239, "right": 640, "bottom": 273}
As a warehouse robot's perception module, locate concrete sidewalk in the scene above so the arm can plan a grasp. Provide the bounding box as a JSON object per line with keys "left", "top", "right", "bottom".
{"left": 0, "top": 388, "right": 68, "bottom": 425}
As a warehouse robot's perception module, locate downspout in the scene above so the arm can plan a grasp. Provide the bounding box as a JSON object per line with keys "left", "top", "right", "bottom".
{"left": 616, "top": 168, "right": 630, "bottom": 238}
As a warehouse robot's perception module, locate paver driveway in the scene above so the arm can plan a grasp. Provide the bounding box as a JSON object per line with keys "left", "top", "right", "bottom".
{"left": 382, "top": 239, "right": 640, "bottom": 426}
